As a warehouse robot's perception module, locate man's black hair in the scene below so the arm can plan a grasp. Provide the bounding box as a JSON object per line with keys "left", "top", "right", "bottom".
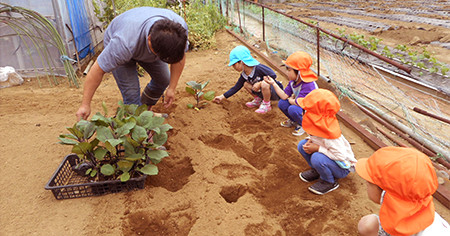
{"left": 149, "top": 19, "right": 187, "bottom": 64}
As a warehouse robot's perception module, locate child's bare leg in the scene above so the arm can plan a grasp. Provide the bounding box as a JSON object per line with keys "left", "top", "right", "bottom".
{"left": 358, "top": 214, "right": 379, "bottom": 236}
{"left": 260, "top": 81, "right": 271, "bottom": 102}
{"left": 243, "top": 82, "right": 254, "bottom": 95}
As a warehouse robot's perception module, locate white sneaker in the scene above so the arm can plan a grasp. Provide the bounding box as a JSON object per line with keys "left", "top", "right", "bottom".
{"left": 292, "top": 126, "right": 305, "bottom": 136}
{"left": 280, "top": 120, "right": 296, "bottom": 127}
{"left": 255, "top": 102, "right": 271, "bottom": 114}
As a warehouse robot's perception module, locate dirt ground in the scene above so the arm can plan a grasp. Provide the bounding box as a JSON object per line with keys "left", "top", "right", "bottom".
{"left": 268, "top": 0, "right": 450, "bottom": 66}
{"left": 0, "top": 29, "right": 449, "bottom": 235}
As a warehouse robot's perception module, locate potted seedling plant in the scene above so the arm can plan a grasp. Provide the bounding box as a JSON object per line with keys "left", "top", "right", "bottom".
{"left": 185, "top": 80, "right": 215, "bottom": 110}
{"left": 57, "top": 101, "right": 171, "bottom": 183}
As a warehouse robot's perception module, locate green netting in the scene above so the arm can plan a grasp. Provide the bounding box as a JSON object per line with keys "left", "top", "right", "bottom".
{"left": 216, "top": 0, "right": 450, "bottom": 160}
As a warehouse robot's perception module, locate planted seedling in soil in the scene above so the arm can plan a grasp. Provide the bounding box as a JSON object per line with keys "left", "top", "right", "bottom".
{"left": 58, "top": 101, "right": 172, "bottom": 182}
{"left": 185, "top": 80, "right": 215, "bottom": 110}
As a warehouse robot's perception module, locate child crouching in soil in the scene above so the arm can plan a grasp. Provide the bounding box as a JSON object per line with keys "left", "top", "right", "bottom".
{"left": 356, "top": 146, "right": 450, "bottom": 236}
{"left": 296, "top": 89, "right": 357, "bottom": 195}
{"left": 264, "top": 51, "right": 318, "bottom": 136}
{"left": 213, "top": 45, "right": 283, "bottom": 114}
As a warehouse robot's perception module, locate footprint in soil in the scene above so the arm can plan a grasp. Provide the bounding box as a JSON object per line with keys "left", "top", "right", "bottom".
{"left": 199, "top": 133, "right": 273, "bottom": 170}
{"left": 146, "top": 155, "right": 195, "bottom": 192}
{"left": 123, "top": 205, "right": 196, "bottom": 236}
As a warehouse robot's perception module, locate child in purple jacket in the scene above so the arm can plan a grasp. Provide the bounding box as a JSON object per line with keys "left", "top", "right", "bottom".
{"left": 264, "top": 51, "right": 318, "bottom": 136}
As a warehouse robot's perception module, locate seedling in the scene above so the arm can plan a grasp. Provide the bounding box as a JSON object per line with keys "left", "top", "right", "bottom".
{"left": 185, "top": 80, "right": 215, "bottom": 110}
{"left": 58, "top": 101, "right": 172, "bottom": 182}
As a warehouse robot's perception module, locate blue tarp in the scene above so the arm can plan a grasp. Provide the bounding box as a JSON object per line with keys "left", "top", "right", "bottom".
{"left": 66, "top": 0, "right": 94, "bottom": 59}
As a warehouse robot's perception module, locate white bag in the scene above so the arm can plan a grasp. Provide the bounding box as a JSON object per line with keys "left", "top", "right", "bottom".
{"left": 0, "top": 66, "right": 24, "bottom": 88}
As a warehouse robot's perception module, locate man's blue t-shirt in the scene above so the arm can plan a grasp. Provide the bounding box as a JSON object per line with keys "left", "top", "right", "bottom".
{"left": 97, "top": 7, "right": 189, "bottom": 73}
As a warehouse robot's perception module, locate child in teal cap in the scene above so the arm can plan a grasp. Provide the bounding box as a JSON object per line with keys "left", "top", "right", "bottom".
{"left": 213, "top": 45, "right": 283, "bottom": 114}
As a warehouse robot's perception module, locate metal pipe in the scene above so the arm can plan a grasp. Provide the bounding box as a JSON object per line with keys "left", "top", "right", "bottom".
{"left": 262, "top": 6, "right": 265, "bottom": 42}
{"left": 376, "top": 126, "right": 408, "bottom": 147}
{"left": 83, "top": 59, "right": 94, "bottom": 75}
{"left": 237, "top": 0, "right": 243, "bottom": 33}
{"left": 356, "top": 103, "right": 450, "bottom": 169}
{"left": 316, "top": 22, "right": 320, "bottom": 78}
{"left": 413, "top": 107, "right": 450, "bottom": 124}
{"left": 241, "top": 0, "right": 411, "bottom": 74}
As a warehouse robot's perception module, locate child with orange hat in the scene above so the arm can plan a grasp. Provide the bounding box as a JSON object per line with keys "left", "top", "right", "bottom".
{"left": 264, "top": 51, "right": 318, "bottom": 136}
{"left": 356, "top": 147, "right": 449, "bottom": 236}
{"left": 296, "top": 89, "right": 357, "bottom": 195}
{"left": 213, "top": 45, "right": 283, "bottom": 114}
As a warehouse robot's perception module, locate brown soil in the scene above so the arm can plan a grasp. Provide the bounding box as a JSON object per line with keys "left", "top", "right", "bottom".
{"left": 268, "top": 0, "right": 450, "bottom": 65}
{"left": 0, "top": 30, "right": 448, "bottom": 235}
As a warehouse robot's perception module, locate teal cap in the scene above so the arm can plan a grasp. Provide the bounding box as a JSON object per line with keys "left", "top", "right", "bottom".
{"left": 228, "top": 46, "right": 260, "bottom": 66}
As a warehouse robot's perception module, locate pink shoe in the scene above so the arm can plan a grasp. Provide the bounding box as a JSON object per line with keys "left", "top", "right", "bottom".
{"left": 246, "top": 97, "right": 262, "bottom": 108}
{"left": 255, "top": 101, "right": 271, "bottom": 114}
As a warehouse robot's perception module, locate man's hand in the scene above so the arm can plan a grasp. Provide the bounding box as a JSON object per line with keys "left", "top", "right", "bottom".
{"left": 164, "top": 87, "right": 176, "bottom": 108}
{"left": 213, "top": 94, "right": 225, "bottom": 103}
{"left": 76, "top": 104, "right": 91, "bottom": 121}
{"left": 303, "top": 139, "right": 319, "bottom": 154}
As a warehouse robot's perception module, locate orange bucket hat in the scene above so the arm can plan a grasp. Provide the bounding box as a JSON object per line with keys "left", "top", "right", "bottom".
{"left": 355, "top": 147, "right": 438, "bottom": 236}
{"left": 282, "top": 51, "right": 318, "bottom": 83}
{"left": 297, "top": 89, "right": 341, "bottom": 139}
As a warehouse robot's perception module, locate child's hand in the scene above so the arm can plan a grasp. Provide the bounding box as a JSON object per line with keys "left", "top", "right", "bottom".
{"left": 252, "top": 82, "right": 262, "bottom": 92}
{"left": 303, "top": 139, "right": 319, "bottom": 154}
{"left": 288, "top": 97, "right": 296, "bottom": 105}
{"left": 263, "top": 76, "right": 275, "bottom": 85}
{"left": 213, "top": 94, "right": 225, "bottom": 103}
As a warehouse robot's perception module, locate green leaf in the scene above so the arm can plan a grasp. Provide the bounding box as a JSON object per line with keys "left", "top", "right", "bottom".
{"left": 67, "top": 126, "right": 83, "bottom": 139}
{"left": 83, "top": 122, "right": 96, "bottom": 140}
{"left": 72, "top": 142, "right": 92, "bottom": 155}
{"left": 120, "top": 172, "right": 130, "bottom": 182}
{"left": 131, "top": 125, "right": 148, "bottom": 143}
{"left": 140, "top": 164, "right": 158, "bottom": 175}
{"left": 100, "top": 164, "right": 115, "bottom": 176}
{"left": 117, "top": 160, "right": 133, "bottom": 172}
{"left": 58, "top": 137, "right": 79, "bottom": 145}
{"left": 147, "top": 149, "right": 169, "bottom": 164}
{"left": 198, "top": 91, "right": 204, "bottom": 98}
{"left": 186, "top": 81, "right": 200, "bottom": 88}
{"left": 91, "top": 112, "right": 110, "bottom": 126}
{"left": 94, "top": 147, "right": 108, "bottom": 161}
{"left": 203, "top": 91, "right": 215, "bottom": 101}
{"left": 186, "top": 86, "right": 196, "bottom": 95}
{"left": 102, "top": 101, "right": 108, "bottom": 116}
{"left": 187, "top": 104, "right": 194, "bottom": 109}
{"left": 125, "top": 136, "right": 140, "bottom": 148}
{"left": 134, "top": 104, "right": 148, "bottom": 116}
{"left": 137, "top": 111, "right": 154, "bottom": 128}
{"left": 159, "top": 124, "right": 173, "bottom": 133}
{"left": 201, "top": 80, "right": 210, "bottom": 89}
{"left": 116, "top": 119, "right": 136, "bottom": 137}
{"left": 59, "top": 133, "right": 78, "bottom": 140}
{"left": 96, "top": 126, "right": 114, "bottom": 143}
{"left": 125, "top": 153, "right": 145, "bottom": 161}
{"left": 104, "top": 141, "right": 117, "bottom": 156}
{"left": 125, "top": 104, "right": 138, "bottom": 115}
{"left": 148, "top": 117, "right": 165, "bottom": 130}
{"left": 85, "top": 168, "right": 92, "bottom": 175}
{"left": 89, "top": 138, "right": 99, "bottom": 148}
{"left": 116, "top": 105, "right": 125, "bottom": 120}
{"left": 90, "top": 169, "right": 97, "bottom": 177}
{"left": 106, "top": 138, "right": 122, "bottom": 148}
{"left": 152, "top": 132, "right": 168, "bottom": 146}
